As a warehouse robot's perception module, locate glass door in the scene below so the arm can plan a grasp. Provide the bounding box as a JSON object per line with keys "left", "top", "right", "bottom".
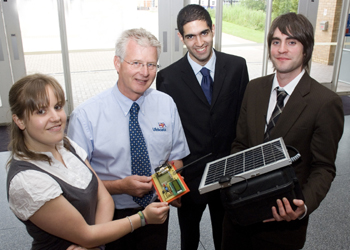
{"left": 16, "top": 0, "right": 160, "bottom": 111}
{"left": 331, "top": 3, "right": 350, "bottom": 94}
{"left": 63, "top": 0, "right": 159, "bottom": 108}
{"left": 213, "top": 0, "right": 349, "bottom": 95}
{"left": 308, "top": 0, "right": 350, "bottom": 94}
{"left": 2, "top": 0, "right": 349, "bottom": 125}
{"left": 212, "top": 0, "right": 300, "bottom": 81}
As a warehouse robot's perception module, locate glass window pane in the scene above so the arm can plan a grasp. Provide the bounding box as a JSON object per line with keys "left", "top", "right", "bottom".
{"left": 66, "top": 0, "right": 159, "bottom": 108}
{"left": 309, "top": 1, "right": 340, "bottom": 91}
{"left": 216, "top": 1, "right": 302, "bottom": 80}
{"left": 335, "top": 12, "right": 350, "bottom": 93}
{"left": 18, "top": 0, "right": 66, "bottom": 92}
{"left": 18, "top": 0, "right": 159, "bottom": 109}
{"left": 216, "top": 1, "right": 266, "bottom": 80}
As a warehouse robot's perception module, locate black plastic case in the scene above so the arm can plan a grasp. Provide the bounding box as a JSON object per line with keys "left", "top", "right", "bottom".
{"left": 221, "top": 166, "right": 304, "bottom": 226}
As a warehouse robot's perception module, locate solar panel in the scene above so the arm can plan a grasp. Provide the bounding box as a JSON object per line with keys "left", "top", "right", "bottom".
{"left": 199, "top": 138, "right": 291, "bottom": 194}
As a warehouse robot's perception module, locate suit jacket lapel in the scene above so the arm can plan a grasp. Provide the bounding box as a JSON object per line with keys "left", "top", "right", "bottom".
{"left": 270, "top": 73, "right": 310, "bottom": 139}
{"left": 180, "top": 55, "right": 209, "bottom": 105}
{"left": 256, "top": 75, "right": 274, "bottom": 142}
{"left": 211, "top": 50, "right": 226, "bottom": 107}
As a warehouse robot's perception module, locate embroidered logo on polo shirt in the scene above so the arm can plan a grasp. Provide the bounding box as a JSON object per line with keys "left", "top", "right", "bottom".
{"left": 153, "top": 122, "right": 167, "bottom": 131}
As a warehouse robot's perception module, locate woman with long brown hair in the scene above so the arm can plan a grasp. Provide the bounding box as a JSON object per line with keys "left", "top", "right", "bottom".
{"left": 6, "top": 73, "right": 169, "bottom": 250}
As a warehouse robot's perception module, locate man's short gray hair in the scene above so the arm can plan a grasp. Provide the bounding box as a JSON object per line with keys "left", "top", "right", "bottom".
{"left": 115, "top": 28, "right": 161, "bottom": 61}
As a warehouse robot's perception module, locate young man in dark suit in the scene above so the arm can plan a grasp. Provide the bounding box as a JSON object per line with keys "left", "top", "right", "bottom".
{"left": 222, "top": 13, "right": 344, "bottom": 250}
{"left": 156, "top": 4, "right": 249, "bottom": 250}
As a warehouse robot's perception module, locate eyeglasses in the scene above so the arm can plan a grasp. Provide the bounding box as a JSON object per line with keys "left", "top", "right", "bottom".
{"left": 121, "top": 57, "right": 159, "bottom": 71}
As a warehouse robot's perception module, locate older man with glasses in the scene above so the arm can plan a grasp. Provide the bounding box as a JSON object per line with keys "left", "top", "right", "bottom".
{"left": 68, "top": 28, "right": 190, "bottom": 250}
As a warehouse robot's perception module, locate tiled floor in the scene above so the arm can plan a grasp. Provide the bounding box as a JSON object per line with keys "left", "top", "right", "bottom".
{"left": 2, "top": 116, "right": 349, "bottom": 249}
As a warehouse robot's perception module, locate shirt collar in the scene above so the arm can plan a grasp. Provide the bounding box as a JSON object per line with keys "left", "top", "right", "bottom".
{"left": 113, "top": 82, "right": 147, "bottom": 117}
{"left": 272, "top": 69, "right": 305, "bottom": 95}
{"left": 14, "top": 140, "right": 65, "bottom": 161}
{"left": 187, "top": 49, "right": 216, "bottom": 76}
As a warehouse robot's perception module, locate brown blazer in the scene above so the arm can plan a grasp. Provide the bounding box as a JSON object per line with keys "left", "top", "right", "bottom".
{"left": 230, "top": 72, "right": 344, "bottom": 247}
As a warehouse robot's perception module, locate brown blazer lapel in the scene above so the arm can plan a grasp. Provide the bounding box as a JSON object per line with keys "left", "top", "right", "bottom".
{"left": 270, "top": 73, "right": 311, "bottom": 139}
{"left": 253, "top": 75, "right": 274, "bottom": 143}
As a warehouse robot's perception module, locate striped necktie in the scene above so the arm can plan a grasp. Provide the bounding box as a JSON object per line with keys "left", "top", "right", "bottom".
{"left": 264, "top": 89, "right": 288, "bottom": 142}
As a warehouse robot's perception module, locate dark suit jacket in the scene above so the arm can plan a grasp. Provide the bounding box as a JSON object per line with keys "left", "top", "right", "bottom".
{"left": 231, "top": 72, "right": 344, "bottom": 248}
{"left": 156, "top": 50, "right": 249, "bottom": 202}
